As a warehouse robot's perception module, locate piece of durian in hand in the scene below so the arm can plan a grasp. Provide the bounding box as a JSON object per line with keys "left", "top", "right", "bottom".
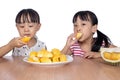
{"left": 76, "top": 32, "right": 82, "bottom": 39}
{"left": 21, "top": 36, "right": 31, "bottom": 43}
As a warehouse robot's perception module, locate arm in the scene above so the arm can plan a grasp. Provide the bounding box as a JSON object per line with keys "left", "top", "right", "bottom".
{"left": 0, "top": 44, "right": 13, "bottom": 57}
{"left": 61, "top": 44, "right": 72, "bottom": 55}
{"left": 84, "top": 44, "right": 117, "bottom": 59}
{"left": 61, "top": 33, "right": 77, "bottom": 55}
{"left": 0, "top": 37, "right": 26, "bottom": 57}
{"left": 83, "top": 51, "right": 101, "bottom": 59}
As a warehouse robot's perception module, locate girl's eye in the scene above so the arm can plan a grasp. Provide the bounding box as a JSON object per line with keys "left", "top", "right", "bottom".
{"left": 29, "top": 26, "right": 33, "bottom": 27}
{"left": 82, "top": 23, "right": 86, "bottom": 26}
{"left": 74, "top": 24, "right": 78, "bottom": 27}
{"left": 20, "top": 26, "right": 24, "bottom": 28}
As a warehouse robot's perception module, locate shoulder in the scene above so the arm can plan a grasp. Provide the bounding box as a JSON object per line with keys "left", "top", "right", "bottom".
{"left": 36, "top": 39, "right": 47, "bottom": 49}
{"left": 35, "top": 36, "right": 46, "bottom": 46}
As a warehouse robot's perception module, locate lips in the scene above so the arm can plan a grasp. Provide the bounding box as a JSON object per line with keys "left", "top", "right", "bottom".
{"left": 24, "top": 34, "right": 31, "bottom": 37}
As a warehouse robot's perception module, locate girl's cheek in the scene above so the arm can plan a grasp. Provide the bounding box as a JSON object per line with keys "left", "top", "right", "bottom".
{"left": 74, "top": 30, "right": 77, "bottom": 33}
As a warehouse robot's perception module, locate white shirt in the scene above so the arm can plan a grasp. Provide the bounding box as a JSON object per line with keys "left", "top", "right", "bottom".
{"left": 12, "top": 37, "right": 46, "bottom": 56}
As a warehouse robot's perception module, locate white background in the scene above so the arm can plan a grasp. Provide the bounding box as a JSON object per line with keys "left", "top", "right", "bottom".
{"left": 0, "top": 0, "right": 120, "bottom": 56}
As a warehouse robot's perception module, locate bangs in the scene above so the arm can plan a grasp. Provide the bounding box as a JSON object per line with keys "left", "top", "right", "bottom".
{"left": 73, "top": 12, "right": 90, "bottom": 23}
{"left": 15, "top": 9, "right": 40, "bottom": 24}
{"left": 17, "top": 14, "right": 31, "bottom": 23}
{"left": 72, "top": 11, "right": 98, "bottom": 25}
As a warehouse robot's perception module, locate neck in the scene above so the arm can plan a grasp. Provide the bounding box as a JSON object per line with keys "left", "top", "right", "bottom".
{"left": 78, "top": 38, "right": 94, "bottom": 52}
{"left": 27, "top": 37, "right": 37, "bottom": 48}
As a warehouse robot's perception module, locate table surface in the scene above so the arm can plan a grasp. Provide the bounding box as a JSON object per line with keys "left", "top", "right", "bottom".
{"left": 0, "top": 56, "right": 120, "bottom": 80}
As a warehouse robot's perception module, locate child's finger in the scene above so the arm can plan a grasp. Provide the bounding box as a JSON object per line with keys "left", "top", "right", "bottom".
{"left": 87, "top": 55, "right": 94, "bottom": 59}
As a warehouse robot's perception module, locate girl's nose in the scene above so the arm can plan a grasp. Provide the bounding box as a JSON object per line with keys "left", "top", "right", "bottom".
{"left": 77, "top": 27, "right": 81, "bottom": 32}
{"left": 24, "top": 26, "right": 29, "bottom": 32}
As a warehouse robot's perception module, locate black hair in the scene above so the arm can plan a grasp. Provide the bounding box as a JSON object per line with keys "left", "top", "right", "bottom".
{"left": 15, "top": 8, "right": 40, "bottom": 24}
{"left": 73, "top": 10, "right": 112, "bottom": 52}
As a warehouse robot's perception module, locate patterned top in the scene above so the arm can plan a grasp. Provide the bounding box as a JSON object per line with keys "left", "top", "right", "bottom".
{"left": 70, "top": 41, "right": 105, "bottom": 56}
{"left": 12, "top": 37, "right": 46, "bottom": 56}
{"left": 70, "top": 42, "right": 84, "bottom": 56}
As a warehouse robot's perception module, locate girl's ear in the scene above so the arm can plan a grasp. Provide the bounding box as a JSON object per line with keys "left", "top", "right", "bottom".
{"left": 36, "top": 23, "right": 41, "bottom": 31}
{"left": 92, "top": 25, "right": 97, "bottom": 33}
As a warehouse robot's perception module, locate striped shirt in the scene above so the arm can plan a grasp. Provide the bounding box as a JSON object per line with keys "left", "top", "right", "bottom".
{"left": 70, "top": 42, "right": 84, "bottom": 56}
{"left": 70, "top": 41, "right": 105, "bottom": 56}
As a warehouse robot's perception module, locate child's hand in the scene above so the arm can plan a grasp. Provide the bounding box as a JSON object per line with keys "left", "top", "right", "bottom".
{"left": 66, "top": 33, "right": 77, "bottom": 47}
{"left": 83, "top": 51, "right": 101, "bottom": 59}
{"left": 8, "top": 37, "right": 26, "bottom": 48}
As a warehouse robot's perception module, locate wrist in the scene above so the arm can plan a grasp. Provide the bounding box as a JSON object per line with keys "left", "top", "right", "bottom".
{"left": 7, "top": 42, "right": 14, "bottom": 50}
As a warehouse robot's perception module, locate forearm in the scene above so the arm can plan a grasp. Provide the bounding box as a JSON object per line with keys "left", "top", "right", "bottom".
{"left": 0, "top": 44, "right": 13, "bottom": 57}
{"left": 61, "top": 44, "right": 71, "bottom": 55}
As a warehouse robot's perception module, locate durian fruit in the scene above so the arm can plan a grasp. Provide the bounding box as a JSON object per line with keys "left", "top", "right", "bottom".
{"left": 37, "top": 49, "right": 47, "bottom": 57}
{"left": 21, "top": 36, "right": 31, "bottom": 43}
{"left": 51, "top": 48, "right": 61, "bottom": 56}
{"left": 28, "top": 56, "right": 40, "bottom": 62}
{"left": 59, "top": 54, "right": 67, "bottom": 62}
{"left": 37, "top": 49, "right": 53, "bottom": 58}
{"left": 28, "top": 51, "right": 38, "bottom": 62}
{"left": 27, "top": 48, "right": 68, "bottom": 63}
{"left": 29, "top": 51, "right": 37, "bottom": 58}
{"left": 28, "top": 57, "right": 34, "bottom": 62}
{"left": 76, "top": 32, "right": 82, "bottom": 39}
{"left": 32, "top": 57, "right": 40, "bottom": 62}
{"left": 40, "top": 57, "right": 52, "bottom": 63}
{"left": 52, "top": 56, "right": 60, "bottom": 62}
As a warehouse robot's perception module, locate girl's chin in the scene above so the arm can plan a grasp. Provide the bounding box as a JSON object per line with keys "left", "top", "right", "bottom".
{"left": 24, "top": 34, "right": 31, "bottom": 37}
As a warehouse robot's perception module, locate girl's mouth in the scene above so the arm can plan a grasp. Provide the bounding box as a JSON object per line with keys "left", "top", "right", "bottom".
{"left": 24, "top": 34, "right": 31, "bottom": 37}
